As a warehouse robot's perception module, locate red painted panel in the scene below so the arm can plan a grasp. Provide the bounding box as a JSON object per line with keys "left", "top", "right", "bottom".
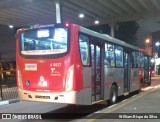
{"left": 16, "top": 24, "right": 83, "bottom": 92}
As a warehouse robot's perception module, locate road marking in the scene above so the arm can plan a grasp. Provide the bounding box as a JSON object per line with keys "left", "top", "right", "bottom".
{"left": 107, "top": 104, "right": 116, "bottom": 108}
{"left": 86, "top": 88, "right": 156, "bottom": 122}
{"left": 121, "top": 99, "right": 127, "bottom": 102}
{"left": 95, "top": 111, "right": 101, "bottom": 113}
{"left": 131, "top": 95, "right": 136, "bottom": 98}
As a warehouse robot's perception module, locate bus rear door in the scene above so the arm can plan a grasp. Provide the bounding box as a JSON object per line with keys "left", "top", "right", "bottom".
{"left": 143, "top": 55, "right": 151, "bottom": 86}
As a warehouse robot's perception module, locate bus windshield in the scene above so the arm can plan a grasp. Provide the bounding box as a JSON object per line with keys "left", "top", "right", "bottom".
{"left": 20, "top": 28, "right": 68, "bottom": 55}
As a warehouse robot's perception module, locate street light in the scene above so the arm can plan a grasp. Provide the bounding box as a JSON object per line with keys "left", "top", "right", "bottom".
{"left": 155, "top": 42, "right": 160, "bottom": 46}
{"left": 79, "top": 13, "right": 84, "bottom": 18}
{"left": 145, "top": 38, "right": 150, "bottom": 44}
{"left": 94, "top": 20, "right": 99, "bottom": 24}
{"left": 9, "top": 25, "right": 13, "bottom": 28}
{"left": 151, "top": 58, "right": 154, "bottom": 63}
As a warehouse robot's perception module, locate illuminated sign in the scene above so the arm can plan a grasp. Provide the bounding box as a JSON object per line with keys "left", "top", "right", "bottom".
{"left": 25, "top": 64, "right": 37, "bottom": 71}
{"left": 37, "top": 29, "right": 49, "bottom": 38}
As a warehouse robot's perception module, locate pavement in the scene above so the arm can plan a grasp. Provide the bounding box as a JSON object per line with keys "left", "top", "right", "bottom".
{"left": 0, "top": 99, "right": 19, "bottom": 106}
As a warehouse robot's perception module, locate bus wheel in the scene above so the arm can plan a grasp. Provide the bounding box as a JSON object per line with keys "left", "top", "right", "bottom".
{"left": 109, "top": 85, "right": 117, "bottom": 105}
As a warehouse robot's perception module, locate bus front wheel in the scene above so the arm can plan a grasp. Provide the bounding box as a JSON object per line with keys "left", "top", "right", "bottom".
{"left": 109, "top": 85, "right": 117, "bottom": 105}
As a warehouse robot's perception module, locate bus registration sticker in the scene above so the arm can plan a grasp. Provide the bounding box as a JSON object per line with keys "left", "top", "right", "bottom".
{"left": 25, "top": 64, "right": 37, "bottom": 71}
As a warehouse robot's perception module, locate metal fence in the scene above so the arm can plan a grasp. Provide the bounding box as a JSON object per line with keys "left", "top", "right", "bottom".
{"left": 0, "top": 70, "right": 18, "bottom": 101}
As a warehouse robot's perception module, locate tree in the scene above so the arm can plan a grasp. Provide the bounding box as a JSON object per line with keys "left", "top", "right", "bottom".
{"left": 114, "top": 21, "right": 139, "bottom": 46}
{"left": 87, "top": 21, "right": 139, "bottom": 46}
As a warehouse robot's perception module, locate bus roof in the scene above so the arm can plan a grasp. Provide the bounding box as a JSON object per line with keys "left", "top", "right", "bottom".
{"left": 79, "top": 25, "right": 149, "bottom": 55}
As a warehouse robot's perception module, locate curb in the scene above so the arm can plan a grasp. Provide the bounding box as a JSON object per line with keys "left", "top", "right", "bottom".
{"left": 0, "top": 99, "right": 20, "bottom": 106}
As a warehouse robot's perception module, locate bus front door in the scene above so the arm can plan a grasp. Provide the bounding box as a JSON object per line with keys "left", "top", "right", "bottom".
{"left": 124, "top": 52, "right": 130, "bottom": 94}
{"left": 144, "top": 56, "right": 151, "bottom": 86}
{"left": 91, "top": 43, "right": 102, "bottom": 102}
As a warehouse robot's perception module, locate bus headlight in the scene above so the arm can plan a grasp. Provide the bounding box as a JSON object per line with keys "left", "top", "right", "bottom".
{"left": 65, "top": 65, "right": 74, "bottom": 91}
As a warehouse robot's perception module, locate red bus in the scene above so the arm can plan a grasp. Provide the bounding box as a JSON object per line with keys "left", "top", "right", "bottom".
{"left": 16, "top": 23, "right": 151, "bottom": 105}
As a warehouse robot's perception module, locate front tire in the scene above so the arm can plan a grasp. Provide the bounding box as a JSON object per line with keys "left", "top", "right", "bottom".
{"left": 109, "top": 85, "right": 117, "bottom": 105}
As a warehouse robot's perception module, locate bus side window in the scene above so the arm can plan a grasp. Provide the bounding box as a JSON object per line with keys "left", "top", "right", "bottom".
{"left": 115, "top": 46, "right": 123, "bottom": 67}
{"left": 136, "top": 52, "right": 142, "bottom": 67}
{"left": 137, "top": 52, "right": 144, "bottom": 67}
{"left": 79, "top": 34, "right": 90, "bottom": 66}
{"left": 140, "top": 53, "right": 144, "bottom": 67}
{"left": 81, "top": 49, "right": 87, "bottom": 64}
{"left": 104, "top": 43, "right": 115, "bottom": 67}
{"left": 131, "top": 51, "right": 137, "bottom": 68}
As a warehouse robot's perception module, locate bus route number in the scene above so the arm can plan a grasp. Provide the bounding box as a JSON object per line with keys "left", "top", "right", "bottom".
{"left": 50, "top": 63, "right": 62, "bottom": 74}
{"left": 50, "top": 63, "right": 62, "bottom": 67}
